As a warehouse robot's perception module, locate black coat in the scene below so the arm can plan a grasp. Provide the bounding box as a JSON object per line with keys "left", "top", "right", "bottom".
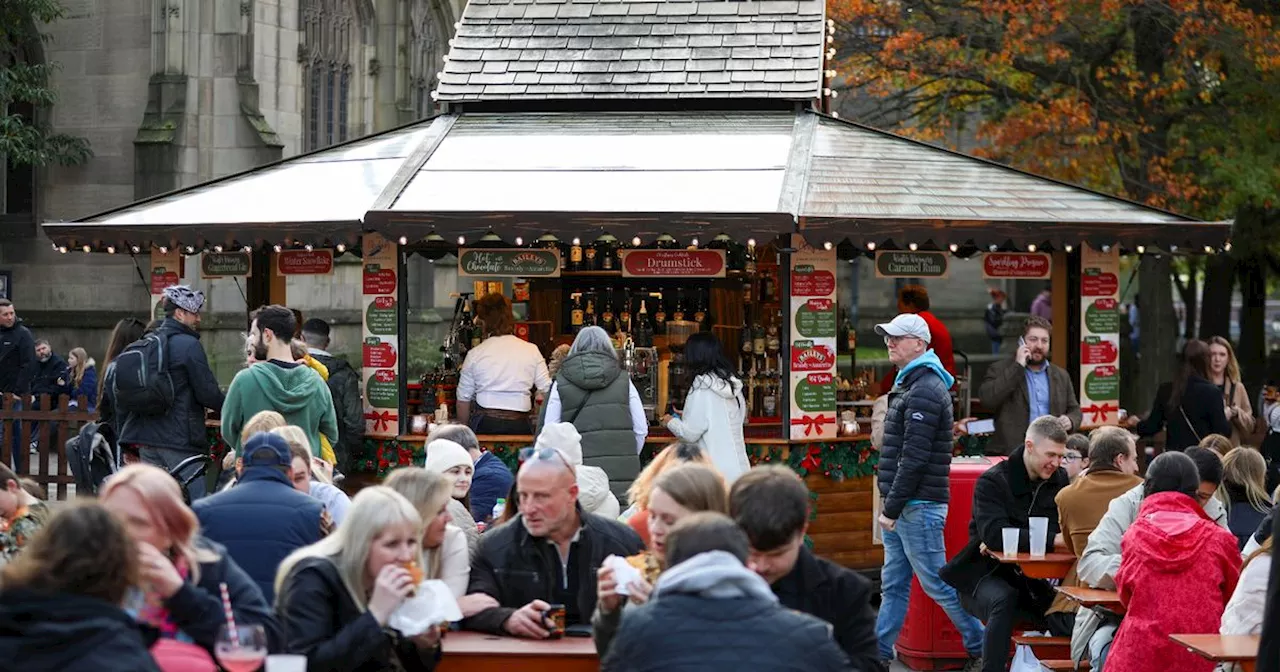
{"left": 172, "top": 537, "right": 284, "bottom": 654}
{"left": 878, "top": 362, "right": 954, "bottom": 520}
{"left": 0, "top": 320, "right": 35, "bottom": 394}
{"left": 276, "top": 556, "right": 438, "bottom": 672}
{"left": 600, "top": 591, "right": 850, "bottom": 671}
{"left": 1136, "top": 376, "right": 1232, "bottom": 451}
{"left": 1258, "top": 507, "right": 1280, "bottom": 672}
{"left": 309, "top": 352, "right": 363, "bottom": 471}
{"left": 0, "top": 589, "right": 161, "bottom": 672}
{"left": 115, "top": 318, "right": 225, "bottom": 454}
{"left": 30, "top": 353, "right": 72, "bottom": 400}
{"left": 462, "top": 507, "right": 645, "bottom": 635}
{"left": 772, "top": 546, "right": 878, "bottom": 671}
{"left": 940, "top": 446, "right": 1069, "bottom": 597}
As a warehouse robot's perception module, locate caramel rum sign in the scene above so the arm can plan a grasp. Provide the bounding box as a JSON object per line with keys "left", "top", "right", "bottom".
{"left": 620, "top": 249, "right": 726, "bottom": 278}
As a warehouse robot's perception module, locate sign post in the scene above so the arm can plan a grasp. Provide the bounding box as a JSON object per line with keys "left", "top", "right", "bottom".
{"left": 362, "top": 234, "right": 400, "bottom": 438}
{"left": 1079, "top": 244, "right": 1121, "bottom": 426}
{"left": 788, "top": 235, "right": 837, "bottom": 440}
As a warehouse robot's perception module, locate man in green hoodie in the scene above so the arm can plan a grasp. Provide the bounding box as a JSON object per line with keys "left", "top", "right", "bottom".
{"left": 222, "top": 305, "right": 337, "bottom": 456}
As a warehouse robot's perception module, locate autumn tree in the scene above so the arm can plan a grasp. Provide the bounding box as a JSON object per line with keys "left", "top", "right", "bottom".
{"left": 830, "top": 0, "right": 1280, "bottom": 401}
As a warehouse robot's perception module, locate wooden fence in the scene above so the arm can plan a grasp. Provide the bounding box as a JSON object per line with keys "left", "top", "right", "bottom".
{"left": 0, "top": 394, "right": 97, "bottom": 500}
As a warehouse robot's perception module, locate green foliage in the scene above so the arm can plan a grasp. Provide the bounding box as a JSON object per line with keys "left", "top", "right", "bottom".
{"left": 0, "top": 0, "right": 92, "bottom": 167}
{"left": 405, "top": 332, "right": 443, "bottom": 380}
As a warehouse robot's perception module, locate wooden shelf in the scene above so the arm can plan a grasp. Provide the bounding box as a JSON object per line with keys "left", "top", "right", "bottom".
{"left": 560, "top": 270, "right": 623, "bottom": 277}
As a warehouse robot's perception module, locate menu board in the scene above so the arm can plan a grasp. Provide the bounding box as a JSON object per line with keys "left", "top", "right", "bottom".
{"left": 1079, "top": 244, "right": 1121, "bottom": 426}
{"left": 150, "top": 248, "right": 182, "bottom": 320}
{"left": 458, "top": 248, "right": 561, "bottom": 278}
{"left": 788, "top": 235, "right": 837, "bottom": 440}
{"left": 362, "top": 233, "right": 401, "bottom": 437}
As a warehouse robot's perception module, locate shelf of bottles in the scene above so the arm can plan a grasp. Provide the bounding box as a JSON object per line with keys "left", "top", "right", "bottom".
{"left": 734, "top": 241, "right": 784, "bottom": 424}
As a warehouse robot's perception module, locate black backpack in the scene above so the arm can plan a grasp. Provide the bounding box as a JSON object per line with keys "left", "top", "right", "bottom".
{"left": 111, "top": 332, "right": 175, "bottom": 415}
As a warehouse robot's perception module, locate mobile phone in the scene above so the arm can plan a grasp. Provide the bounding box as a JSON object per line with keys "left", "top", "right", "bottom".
{"left": 1019, "top": 336, "right": 1026, "bottom": 349}
{"left": 565, "top": 624, "right": 593, "bottom": 638}
{"left": 966, "top": 418, "right": 996, "bottom": 435}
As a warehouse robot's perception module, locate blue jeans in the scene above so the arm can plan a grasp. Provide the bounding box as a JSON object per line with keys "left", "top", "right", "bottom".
{"left": 876, "top": 502, "right": 985, "bottom": 660}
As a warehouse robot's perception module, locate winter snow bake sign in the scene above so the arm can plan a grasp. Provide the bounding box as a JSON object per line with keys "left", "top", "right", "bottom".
{"left": 1079, "top": 244, "right": 1121, "bottom": 426}
{"left": 276, "top": 249, "right": 334, "bottom": 275}
{"left": 982, "top": 252, "right": 1051, "bottom": 280}
{"left": 457, "top": 248, "right": 561, "bottom": 278}
{"left": 619, "top": 249, "right": 726, "bottom": 278}
{"left": 874, "top": 250, "right": 949, "bottom": 278}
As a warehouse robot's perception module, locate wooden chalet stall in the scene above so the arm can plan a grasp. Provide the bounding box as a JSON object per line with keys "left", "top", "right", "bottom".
{"left": 44, "top": 0, "right": 1230, "bottom": 574}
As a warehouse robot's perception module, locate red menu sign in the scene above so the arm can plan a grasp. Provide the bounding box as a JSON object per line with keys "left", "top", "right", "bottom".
{"left": 277, "top": 250, "right": 334, "bottom": 275}
{"left": 790, "top": 265, "right": 836, "bottom": 297}
{"left": 791, "top": 344, "right": 835, "bottom": 371}
{"left": 982, "top": 252, "right": 1052, "bottom": 279}
{"left": 1082, "top": 270, "right": 1119, "bottom": 297}
{"left": 620, "top": 250, "right": 726, "bottom": 278}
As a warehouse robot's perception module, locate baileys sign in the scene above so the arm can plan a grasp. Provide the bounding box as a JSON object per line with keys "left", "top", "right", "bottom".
{"left": 458, "top": 248, "right": 561, "bottom": 278}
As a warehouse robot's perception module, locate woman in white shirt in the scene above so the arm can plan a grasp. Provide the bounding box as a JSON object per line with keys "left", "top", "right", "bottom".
{"left": 662, "top": 332, "right": 749, "bottom": 482}
{"left": 456, "top": 293, "right": 551, "bottom": 435}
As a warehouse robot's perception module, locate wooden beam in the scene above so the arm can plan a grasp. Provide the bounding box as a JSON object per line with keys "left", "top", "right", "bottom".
{"left": 1051, "top": 250, "right": 1068, "bottom": 366}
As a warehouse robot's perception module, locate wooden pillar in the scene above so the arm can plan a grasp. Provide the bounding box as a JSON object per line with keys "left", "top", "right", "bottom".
{"left": 269, "top": 251, "right": 288, "bottom": 306}
{"left": 1051, "top": 250, "right": 1069, "bottom": 366}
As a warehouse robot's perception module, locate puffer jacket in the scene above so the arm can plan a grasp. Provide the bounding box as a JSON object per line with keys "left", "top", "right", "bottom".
{"left": 599, "top": 551, "right": 850, "bottom": 672}
{"left": 116, "top": 318, "right": 226, "bottom": 454}
{"left": 1070, "top": 481, "right": 1230, "bottom": 666}
{"left": 309, "top": 351, "right": 363, "bottom": 471}
{"left": 878, "top": 350, "right": 955, "bottom": 520}
{"left": 1108, "top": 492, "right": 1240, "bottom": 672}
{"left": 539, "top": 350, "right": 642, "bottom": 499}
{"left": 667, "top": 373, "right": 749, "bottom": 483}
{"left": 193, "top": 468, "right": 325, "bottom": 603}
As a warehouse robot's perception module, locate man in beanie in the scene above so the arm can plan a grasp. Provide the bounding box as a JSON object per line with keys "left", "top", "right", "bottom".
{"left": 535, "top": 422, "right": 619, "bottom": 519}
{"left": 463, "top": 422, "right": 643, "bottom": 638}
{"left": 118, "top": 285, "right": 225, "bottom": 500}
{"left": 424, "top": 437, "right": 480, "bottom": 556}
{"left": 194, "top": 431, "right": 325, "bottom": 602}
{"left": 301, "top": 318, "right": 362, "bottom": 473}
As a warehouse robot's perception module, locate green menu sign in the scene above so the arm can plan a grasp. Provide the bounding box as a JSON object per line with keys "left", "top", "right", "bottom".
{"left": 458, "top": 248, "right": 561, "bottom": 278}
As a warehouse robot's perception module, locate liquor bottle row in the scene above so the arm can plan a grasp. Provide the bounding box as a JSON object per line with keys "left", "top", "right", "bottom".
{"left": 537, "top": 232, "right": 770, "bottom": 274}
{"left": 566, "top": 286, "right": 713, "bottom": 344}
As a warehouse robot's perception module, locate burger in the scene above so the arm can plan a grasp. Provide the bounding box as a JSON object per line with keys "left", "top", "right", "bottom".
{"left": 625, "top": 552, "right": 662, "bottom": 585}
{"left": 401, "top": 560, "right": 424, "bottom": 595}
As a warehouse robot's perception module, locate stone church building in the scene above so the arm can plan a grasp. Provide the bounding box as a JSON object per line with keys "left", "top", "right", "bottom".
{"left": 0, "top": 0, "right": 461, "bottom": 362}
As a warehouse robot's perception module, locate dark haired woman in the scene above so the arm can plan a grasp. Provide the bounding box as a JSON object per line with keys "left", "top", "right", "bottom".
{"left": 1128, "top": 339, "right": 1231, "bottom": 451}
{"left": 97, "top": 317, "right": 146, "bottom": 428}
{"left": 662, "top": 333, "right": 748, "bottom": 481}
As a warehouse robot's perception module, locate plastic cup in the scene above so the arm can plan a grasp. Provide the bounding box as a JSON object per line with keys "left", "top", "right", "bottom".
{"left": 1029, "top": 517, "right": 1049, "bottom": 558}
{"left": 1002, "top": 527, "right": 1019, "bottom": 558}
{"left": 266, "top": 655, "right": 307, "bottom": 672}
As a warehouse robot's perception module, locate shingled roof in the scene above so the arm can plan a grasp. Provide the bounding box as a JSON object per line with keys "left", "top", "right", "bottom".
{"left": 435, "top": 0, "right": 826, "bottom": 103}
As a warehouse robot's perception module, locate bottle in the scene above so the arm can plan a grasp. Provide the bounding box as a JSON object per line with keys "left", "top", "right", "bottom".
{"left": 471, "top": 320, "right": 483, "bottom": 349}
{"left": 752, "top": 320, "right": 766, "bottom": 357}
{"left": 491, "top": 498, "right": 506, "bottom": 522}
{"left": 584, "top": 297, "right": 597, "bottom": 327}
{"left": 460, "top": 298, "right": 475, "bottom": 350}
{"left": 763, "top": 374, "right": 778, "bottom": 417}
{"left": 569, "top": 237, "right": 583, "bottom": 272}
{"left": 742, "top": 277, "right": 753, "bottom": 303}
{"left": 601, "top": 292, "right": 616, "bottom": 334}
{"left": 584, "top": 243, "right": 598, "bottom": 271}
{"left": 636, "top": 300, "right": 653, "bottom": 347}
{"left": 570, "top": 292, "right": 585, "bottom": 331}
{"left": 653, "top": 292, "right": 667, "bottom": 335}
{"left": 844, "top": 312, "right": 857, "bottom": 353}
{"left": 744, "top": 242, "right": 757, "bottom": 275}
{"left": 672, "top": 288, "right": 686, "bottom": 322}
{"left": 596, "top": 233, "right": 618, "bottom": 271}
{"left": 693, "top": 288, "right": 708, "bottom": 329}
{"left": 619, "top": 289, "right": 633, "bottom": 334}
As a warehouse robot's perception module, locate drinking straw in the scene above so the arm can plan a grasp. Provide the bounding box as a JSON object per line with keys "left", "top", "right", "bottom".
{"left": 219, "top": 582, "right": 240, "bottom": 647}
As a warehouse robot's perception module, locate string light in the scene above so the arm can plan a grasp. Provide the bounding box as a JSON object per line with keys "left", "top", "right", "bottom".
{"left": 336, "top": 243, "right": 347, "bottom": 253}
{"left": 82, "top": 245, "right": 91, "bottom": 253}
{"left": 949, "top": 243, "right": 959, "bottom": 253}
{"left": 213, "top": 245, "right": 223, "bottom": 253}
{"left": 690, "top": 237, "right": 699, "bottom": 247}
{"left": 989, "top": 244, "right": 998, "bottom": 252}
{"left": 823, "top": 241, "right": 833, "bottom": 250}
{"left": 158, "top": 246, "right": 168, "bottom": 254}
{"left": 131, "top": 245, "right": 141, "bottom": 254}
{"left": 58, "top": 246, "right": 67, "bottom": 254}
{"left": 747, "top": 238, "right": 756, "bottom": 247}
{"left": 1224, "top": 243, "right": 1232, "bottom": 252}
{"left": 1204, "top": 246, "right": 1214, "bottom": 254}
{"left": 1137, "top": 245, "right": 1146, "bottom": 254}
{"left": 50, "top": 242, "right": 58, "bottom": 251}
{"left": 184, "top": 245, "right": 194, "bottom": 254}
{"left": 632, "top": 236, "right": 641, "bottom": 247}
{"left": 1102, "top": 244, "right": 1111, "bottom": 252}
{"left": 273, "top": 244, "right": 282, "bottom": 253}
{"left": 572, "top": 237, "right": 581, "bottom": 246}
{"left": 1065, "top": 244, "right": 1074, "bottom": 253}
{"left": 514, "top": 237, "right": 523, "bottom": 246}
{"left": 1027, "top": 244, "right": 1037, "bottom": 252}
{"left": 106, "top": 246, "right": 116, "bottom": 254}
{"left": 457, "top": 236, "right": 466, "bottom": 245}
{"left": 866, "top": 241, "right": 876, "bottom": 251}
{"left": 304, "top": 244, "right": 313, "bottom": 251}
{"left": 908, "top": 242, "right": 919, "bottom": 251}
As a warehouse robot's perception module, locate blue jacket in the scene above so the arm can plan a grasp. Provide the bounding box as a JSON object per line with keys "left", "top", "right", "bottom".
{"left": 193, "top": 468, "right": 324, "bottom": 603}
{"left": 878, "top": 350, "right": 955, "bottom": 520}
{"left": 470, "top": 451, "right": 514, "bottom": 522}
{"left": 115, "top": 318, "right": 225, "bottom": 454}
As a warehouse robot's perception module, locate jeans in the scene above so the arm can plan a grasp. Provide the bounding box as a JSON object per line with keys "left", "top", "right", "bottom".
{"left": 139, "top": 446, "right": 208, "bottom": 501}
{"left": 876, "top": 502, "right": 985, "bottom": 660}
{"left": 959, "top": 573, "right": 1058, "bottom": 672}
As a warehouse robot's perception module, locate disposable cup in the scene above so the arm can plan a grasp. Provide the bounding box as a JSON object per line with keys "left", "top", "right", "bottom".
{"left": 1029, "top": 517, "right": 1049, "bottom": 558}
{"left": 1002, "top": 527, "right": 1019, "bottom": 559}
{"left": 266, "top": 655, "right": 307, "bottom": 672}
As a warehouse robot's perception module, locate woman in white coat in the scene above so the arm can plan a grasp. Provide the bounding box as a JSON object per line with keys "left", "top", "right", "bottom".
{"left": 662, "top": 333, "right": 749, "bottom": 482}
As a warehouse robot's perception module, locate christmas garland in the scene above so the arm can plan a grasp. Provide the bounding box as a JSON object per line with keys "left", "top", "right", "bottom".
{"left": 747, "top": 440, "right": 880, "bottom": 482}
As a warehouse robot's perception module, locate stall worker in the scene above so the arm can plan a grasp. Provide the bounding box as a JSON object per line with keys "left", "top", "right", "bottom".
{"left": 456, "top": 293, "right": 551, "bottom": 435}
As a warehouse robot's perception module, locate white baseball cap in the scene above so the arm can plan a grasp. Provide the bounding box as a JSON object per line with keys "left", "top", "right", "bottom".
{"left": 874, "top": 314, "right": 932, "bottom": 344}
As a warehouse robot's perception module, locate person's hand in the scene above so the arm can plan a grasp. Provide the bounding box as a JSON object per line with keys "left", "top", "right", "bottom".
{"left": 312, "top": 456, "right": 334, "bottom": 482}
{"left": 137, "top": 542, "right": 185, "bottom": 599}
{"left": 503, "top": 600, "right": 551, "bottom": 639}
{"left": 1125, "top": 415, "right": 1140, "bottom": 429}
{"left": 953, "top": 417, "right": 976, "bottom": 438}
{"left": 411, "top": 625, "right": 442, "bottom": 649}
{"left": 597, "top": 565, "right": 624, "bottom": 614}
{"left": 661, "top": 414, "right": 674, "bottom": 426}
{"left": 457, "top": 593, "right": 499, "bottom": 618}
{"left": 367, "top": 563, "right": 414, "bottom": 626}
{"left": 626, "top": 578, "right": 653, "bottom": 606}
{"left": 1057, "top": 415, "right": 1073, "bottom": 432}
{"left": 878, "top": 513, "right": 896, "bottom": 532}
{"left": 1224, "top": 406, "right": 1236, "bottom": 421}
{"left": 1016, "top": 343, "right": 1031, "bottom": 367}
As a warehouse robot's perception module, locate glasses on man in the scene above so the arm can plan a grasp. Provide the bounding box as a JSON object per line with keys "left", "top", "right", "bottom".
{"left": 1062, "top": 453, "right": 1082, "bottom": 463}
{"left": 519, "top": 446, "right": 574, "bottom": 473}
{"left": 883, "top": 335, "right": 921, "bottom": 347}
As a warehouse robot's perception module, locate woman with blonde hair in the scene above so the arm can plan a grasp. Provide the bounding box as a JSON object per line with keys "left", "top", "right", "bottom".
{"left": 593, "top": 463, "right": 728, "bottom": 657}
{"left": 1219, "top": 448, "right": 1274, "bottom": 549}
{"left": 275, "top": 486, "right": 441, "bottom": 671}
{"left": 99, "top": 464, "right": 280, "bottom": 655}
{"left": 0, "top": 501, "right": 162, "bottom": 670}
{"left": 1207, "top": 336, "right": 1256, "bottom": 446}
{"left": 1198, "top": 433, "right": 1235, "bottom": 456}
{"left": 1221, "top": 536, "right": 1273, "bottom": 642}
{"left": 273, "top": 425, "right": 350, "bottom": 527}
{"left": 622, "top": 442, "right": 717, "bottom": 547}
{"left": 66, "top": 346, "right": 98, "bottom": 410}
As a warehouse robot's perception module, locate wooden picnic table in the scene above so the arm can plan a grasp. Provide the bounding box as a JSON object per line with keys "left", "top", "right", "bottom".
{"left": 1169, "top": 634, "right": 1260, "bottom": 672}
{"left": 995, "top": 551, "right": 1076, "bottom": 579}
{"left": 438, "top": 631, "right": 598, "bottom": 672}
{"left": 1055, "top": 586, "right": 1125, "bottom": 614}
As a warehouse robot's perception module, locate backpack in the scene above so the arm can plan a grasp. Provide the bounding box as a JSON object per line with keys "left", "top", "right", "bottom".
{"left": 111, "top": 332, "right": 175, "bottom": 415}
{"left": 66, "top": 421, "right": 119, "bottom": 495}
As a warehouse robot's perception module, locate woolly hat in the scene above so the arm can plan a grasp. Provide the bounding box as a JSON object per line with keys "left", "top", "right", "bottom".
{"left": 534, "top": 422, "right": 583, "bottom": 466}
{"left": 423, "top": 438, "right": 473, "bottom": 474}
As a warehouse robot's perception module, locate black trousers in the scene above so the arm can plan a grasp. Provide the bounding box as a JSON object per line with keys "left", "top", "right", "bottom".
{"left": 960, "top": 573, "right": 1066, "bottom": 672}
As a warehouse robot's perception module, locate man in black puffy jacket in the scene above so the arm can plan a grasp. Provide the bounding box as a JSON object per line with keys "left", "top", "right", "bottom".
{"left": 301, "top": 318, "right": 362, "bottom": 473}
{"left": 873, "top": 314, "right": 985, "bottom": 671}
{"left": 940, "top": 415, "right": 1071, "bottom": 672}
{"left": 601, "top": 512, "right": 850, "bottom": 672}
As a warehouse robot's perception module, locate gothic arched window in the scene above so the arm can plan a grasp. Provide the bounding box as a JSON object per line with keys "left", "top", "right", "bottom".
{"left": 410, "top": 0, "right": 452, "bottom": 119}
{"left": 300, "top": 0, "right": 354, "bottom": 151}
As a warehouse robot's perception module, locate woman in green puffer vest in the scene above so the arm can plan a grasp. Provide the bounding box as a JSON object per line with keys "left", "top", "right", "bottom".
{"left": 537, "top": 326, "right": 647, "bottom": 502}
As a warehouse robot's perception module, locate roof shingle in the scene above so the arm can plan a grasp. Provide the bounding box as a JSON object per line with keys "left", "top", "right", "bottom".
{"left": 436, "top": 0, "right": 825, "bottom": 102}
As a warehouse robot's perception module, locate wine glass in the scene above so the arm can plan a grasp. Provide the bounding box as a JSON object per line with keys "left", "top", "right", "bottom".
{"left": 215, "top": 623, "right": 268, "bottom": 672}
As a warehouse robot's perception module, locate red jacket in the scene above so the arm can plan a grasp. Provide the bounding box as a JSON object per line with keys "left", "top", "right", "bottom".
{"left": 878, "top": 310, "right": 956, "bottom": 394}
{"left": 1109, "top": 492, "right": 1242, "bottom": 672}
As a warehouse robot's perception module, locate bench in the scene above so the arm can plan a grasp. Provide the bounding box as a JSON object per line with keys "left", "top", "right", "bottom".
{"left": 1012, "top": 634, "right": 1070, "bottom": 660}
{"left": 1040, "top": 660, "right": 1090, "bottom": 671}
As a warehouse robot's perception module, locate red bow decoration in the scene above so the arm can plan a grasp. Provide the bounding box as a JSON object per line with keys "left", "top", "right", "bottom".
{"left": 791, "top": 414, "right": 833, "bottom": 437}
{"left": 1081, "top": 403, "right": 1119, "bottom": 424}
{"left": 799, "top": 445, "right": 823, "bottom": 471}
{"left": 365, "top": 410, "right": 395, "bottom": 433}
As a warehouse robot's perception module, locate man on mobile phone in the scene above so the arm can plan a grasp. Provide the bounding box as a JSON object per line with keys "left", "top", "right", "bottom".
{"left": 978, "top": 316, "right": 1082, "bottom": 455}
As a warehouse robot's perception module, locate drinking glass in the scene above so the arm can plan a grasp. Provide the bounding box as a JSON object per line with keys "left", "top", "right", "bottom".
{"left": 1001, "top": 527, "right": 1020, "bottom": 559}
{"left": 215, "top": 624, "right": 268, "bottom": 672}
{"left": 1028, "top": 517, "right": 1049, "bottom": 558}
